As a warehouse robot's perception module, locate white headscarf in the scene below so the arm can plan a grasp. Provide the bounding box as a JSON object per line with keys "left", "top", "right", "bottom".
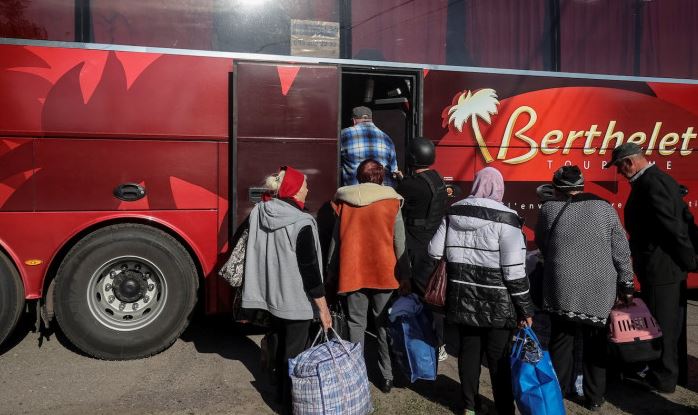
{"left": 469, "top": 167, "right": 505, "bottom": 202}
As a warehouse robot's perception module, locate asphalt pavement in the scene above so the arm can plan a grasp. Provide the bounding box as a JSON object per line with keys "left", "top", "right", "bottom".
{"left": 1, "top": 299, "right": 698, "bottom": 415}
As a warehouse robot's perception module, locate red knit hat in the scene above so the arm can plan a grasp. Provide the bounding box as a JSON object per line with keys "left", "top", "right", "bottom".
{"left": 278, "top": 166, "right": 305, "bottom": 199}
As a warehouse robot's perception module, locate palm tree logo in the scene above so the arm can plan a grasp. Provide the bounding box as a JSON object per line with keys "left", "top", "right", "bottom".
{"left": 447, "top": 88, "right": 499, "bottom": 163}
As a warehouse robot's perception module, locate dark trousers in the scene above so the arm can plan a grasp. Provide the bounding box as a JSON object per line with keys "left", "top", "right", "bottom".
{"left": 641, "top": 280, "right": 686, "bottom": 391}
{"left": 273, "top": 317, "right": 312, "bottom": 415}
{"left": 549, "top": 317, "right": 607, "bottom": 404}
{"left": 458, "top": 325, "right": 515, "bottom": 415}
{"left": 346, "top": 289, "right": 394, "bottom": 381}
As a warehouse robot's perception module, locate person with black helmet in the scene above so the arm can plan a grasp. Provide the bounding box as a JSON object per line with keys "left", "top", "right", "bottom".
{"left": 395, "top": 137, "right": 449, "bottom": 360}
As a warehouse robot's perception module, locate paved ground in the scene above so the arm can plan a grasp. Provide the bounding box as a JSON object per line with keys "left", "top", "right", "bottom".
{"left": 1, "top": 299, "right": 698, "bottom": 415}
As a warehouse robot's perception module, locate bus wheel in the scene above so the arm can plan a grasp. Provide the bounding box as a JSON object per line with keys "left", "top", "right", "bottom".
{"left": 54, "top": 224, "right": 198, "bottom": 360}
{"left": 0, "top": 251, "right": 24, "bottom": 347}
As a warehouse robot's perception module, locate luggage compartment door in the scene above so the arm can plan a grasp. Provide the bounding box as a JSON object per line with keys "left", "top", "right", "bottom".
{"left": 232, "top": 62, "right": 339, "bottom": 225}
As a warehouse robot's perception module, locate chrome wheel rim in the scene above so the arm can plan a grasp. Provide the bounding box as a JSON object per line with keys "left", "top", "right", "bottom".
{"left": 86, "top": 256, "right": 167, "bottom": 331}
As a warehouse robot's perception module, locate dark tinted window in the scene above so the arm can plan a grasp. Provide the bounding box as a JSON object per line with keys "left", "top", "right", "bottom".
{"left": 0, "top": 0, "right": 74, "bottom": 41}
{"left": 1, "top": 0, "right": 696, "bottom": 80}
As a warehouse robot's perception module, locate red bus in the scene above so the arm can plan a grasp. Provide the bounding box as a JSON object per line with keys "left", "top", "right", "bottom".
{"left": 1, "top": 1, "right": 697, "bottom": 359}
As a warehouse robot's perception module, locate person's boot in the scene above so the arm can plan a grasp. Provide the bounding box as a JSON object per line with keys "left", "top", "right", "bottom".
{"left": 583, "top": 397, "right": 605, "bottom": 412}
{"left": 380, "top": 378, "right": 393, "bottom": 393}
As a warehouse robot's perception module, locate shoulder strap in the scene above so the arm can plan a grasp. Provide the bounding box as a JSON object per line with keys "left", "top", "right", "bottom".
{"left": 545, "top": 198, "right": 572, "bottom": 251}
{"left": 416, "top": 171, "right": 437, "bottom": 196}
{"left": 442, "top": 214, "right": 450, "bottom": 256}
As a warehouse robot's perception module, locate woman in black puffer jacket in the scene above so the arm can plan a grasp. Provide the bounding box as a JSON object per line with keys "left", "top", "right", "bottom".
{"left": 429, "top": 167, "right": 534, "bottom": 415}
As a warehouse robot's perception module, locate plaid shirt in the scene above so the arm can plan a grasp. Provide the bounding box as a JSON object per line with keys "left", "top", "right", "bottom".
{"left": 340, "top": 122, "right": 398, "bottom": 187}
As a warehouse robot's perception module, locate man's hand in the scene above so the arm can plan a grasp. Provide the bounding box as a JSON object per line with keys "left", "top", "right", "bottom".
{"left": 393, "top": 170, "right": 404, "bottom": 181}
{"left": 398, "top": 279, "right": 412, "bottom": 296}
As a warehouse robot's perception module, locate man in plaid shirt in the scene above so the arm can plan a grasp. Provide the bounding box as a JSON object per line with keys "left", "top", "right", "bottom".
{"left": 341, "top": 106, "right": 399, "bottom": 187}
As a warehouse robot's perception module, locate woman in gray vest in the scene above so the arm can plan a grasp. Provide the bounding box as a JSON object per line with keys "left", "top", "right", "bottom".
{"left": 241, "top": 165, "right": 332, "bottom": 415}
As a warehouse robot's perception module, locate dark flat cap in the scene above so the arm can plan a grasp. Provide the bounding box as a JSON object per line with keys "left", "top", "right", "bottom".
{"left": 553, "top": 165, "right": 584, "bottom": 189}
{"left": 352, "top": 106, "right": 372, "bottom": 119}
{"left": 605, "top": 142, "right": 643, "bottom": 168}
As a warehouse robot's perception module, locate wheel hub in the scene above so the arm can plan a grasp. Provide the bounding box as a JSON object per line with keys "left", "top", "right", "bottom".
{"left": 112, "top": 270, "right": 146, "bottom": 303}
{"left": 87, "top": 256, "right": 167, "bottom": 331}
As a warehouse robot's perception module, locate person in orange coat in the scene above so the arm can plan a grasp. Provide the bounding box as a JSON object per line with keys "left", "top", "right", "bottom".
{"left": 327, "top": 159, "right": 412, "bottom": 393}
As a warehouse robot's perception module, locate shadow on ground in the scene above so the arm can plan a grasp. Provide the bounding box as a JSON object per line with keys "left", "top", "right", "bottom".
{"left": 179, "top": 315, "right": 281, "bottom": 413}
{"left": 0, "top": 310, "right": 35, "bottom": 357}
{"left": 606, "top": 378, "right": 698, "bottom": 415}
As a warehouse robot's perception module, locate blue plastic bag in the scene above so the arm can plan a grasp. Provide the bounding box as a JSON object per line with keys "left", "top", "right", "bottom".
{"left": 510, "top": 326, "right": 566, "bottom": 415}
{"left": 388, "top": 294, "right": 438, "bottom": 382}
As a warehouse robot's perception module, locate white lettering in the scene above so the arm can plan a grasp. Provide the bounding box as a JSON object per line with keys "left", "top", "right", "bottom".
{"left": 646, "top": 122, "right": 662, "bottom": 155}
{"left": 600, "top": 121, "right": 623, "bottom": 155}
{"left": 659, "top": 133, "right": 680, "bottom": 155}
{"left": 583, "top": 124, "right": 601, "bottom": 155}
{"left": 541, "top": 130, "right": 564, "bottom": 155}
{"left": 680, "top": 127, "right": 696, "bottom": 156}
{"left": 627, "top": 132, "right": 647, "bottom": 146}
{"left": 498, "top": 106, "right": 538, "bottom": 164}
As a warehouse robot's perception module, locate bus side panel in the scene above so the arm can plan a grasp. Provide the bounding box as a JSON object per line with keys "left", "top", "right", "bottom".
{"left": 0, "top": 210, "right": 218, "bottom": 299}
{"left": 0, "top": 44, "right": 230, "bottom": 140}
{"left": 423, "top": 69, "right": 698, "bottom": 287}
{"left": 0, "top": 138, "right": 34, "bottom": 212}
{"left": 34, "top": 139, "right": 218, "bottom": 211}
{"left": 206, "top": 141, "right": 233, "bottom": 315}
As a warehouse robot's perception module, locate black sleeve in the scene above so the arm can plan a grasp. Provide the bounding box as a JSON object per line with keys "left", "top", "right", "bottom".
{"left": 296, "top": 225, "right": 325, "bottom": 299}
{"left": 648, "top": 176, "right": 697, "bottom": 271}
{"left": 534, "top": 209, "right": 548, "bottom": 255}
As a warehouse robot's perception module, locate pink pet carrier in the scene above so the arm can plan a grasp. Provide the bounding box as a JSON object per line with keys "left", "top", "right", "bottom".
{"left": 608, "top": 298, "right": 663, "bottom": 363}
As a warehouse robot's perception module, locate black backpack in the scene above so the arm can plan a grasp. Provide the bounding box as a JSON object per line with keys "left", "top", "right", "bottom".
{"left": 407, "top": 170, "right": 447, "bottom": 231}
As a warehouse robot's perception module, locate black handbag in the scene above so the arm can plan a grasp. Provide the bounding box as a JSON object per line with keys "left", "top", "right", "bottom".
{"left": 424, "top": 215, "right": 449, "bottom": 309}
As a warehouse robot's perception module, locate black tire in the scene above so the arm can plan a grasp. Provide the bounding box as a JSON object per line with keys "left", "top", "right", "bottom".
{"left": 54, "top": 224, "right": 198, "bottom": 360}
{"left": 0, "top": 251, "right": 24, "bottom": 347}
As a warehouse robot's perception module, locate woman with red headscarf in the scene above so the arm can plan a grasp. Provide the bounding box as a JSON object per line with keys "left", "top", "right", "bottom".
{"left": 241, "top": 166, "right": 332, "bottom": 415}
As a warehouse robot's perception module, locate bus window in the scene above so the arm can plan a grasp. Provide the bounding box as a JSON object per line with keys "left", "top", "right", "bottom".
{"left": 0, "top": 0, "right": 74, "bottom": 41}
{"left": 91, "top": 0, "right": 215, "bottom": 50}
{"left": 89, "top": 0, "right": 339, "bottom": 56}
{"left": 214, "top": 0, "right": 338, "bottom": 56}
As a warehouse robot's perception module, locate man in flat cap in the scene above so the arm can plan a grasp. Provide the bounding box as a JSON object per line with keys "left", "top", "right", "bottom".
{"left": 340, "top": 106, "right": 400, "bottom": 187}
{"left": 607, "top": 142, "right": 696, "bottom": 393}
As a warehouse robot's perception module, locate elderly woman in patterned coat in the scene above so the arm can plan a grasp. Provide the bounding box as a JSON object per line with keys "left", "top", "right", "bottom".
{"left": 535, "top": 165, "right": 634, "bottom": 412}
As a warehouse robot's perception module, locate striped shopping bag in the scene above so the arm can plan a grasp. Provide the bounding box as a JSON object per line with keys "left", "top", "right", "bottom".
{"left": 289, "top": 328, "right": 373, "bottom": 415}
